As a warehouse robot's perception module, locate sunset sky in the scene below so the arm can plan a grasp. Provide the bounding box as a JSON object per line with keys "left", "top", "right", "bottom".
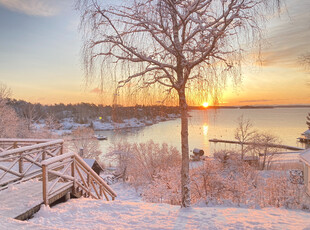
{"left": 0, "top": 0, "right": 309, "bottom": 106}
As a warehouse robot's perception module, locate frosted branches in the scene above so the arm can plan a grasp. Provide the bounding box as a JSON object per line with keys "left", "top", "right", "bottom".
{"left": 77, "top": 0, "right": 279, "bottom": 95}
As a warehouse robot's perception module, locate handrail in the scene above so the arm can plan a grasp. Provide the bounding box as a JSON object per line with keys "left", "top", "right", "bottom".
{"left": 42, "top": 152, "right": 117, "bottom": 205}
{"left": 0, "top": 138, "right": 55, "bottom": 143}
{"left": 0, "top": 139, "right": 64, "bottom": 186}
{"left": 74, "top": 153, "right": 117, "bottom": 198}
{"left": 0, "top": 140, "right": 63, "bottom": 157}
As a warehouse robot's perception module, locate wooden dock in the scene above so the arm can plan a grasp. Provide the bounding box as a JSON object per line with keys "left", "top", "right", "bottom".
{"left": 209, "top": 138, "right": 305, "bottom": 151}
{"left": 0, "top": 139, "right": 117, "bottom": 220}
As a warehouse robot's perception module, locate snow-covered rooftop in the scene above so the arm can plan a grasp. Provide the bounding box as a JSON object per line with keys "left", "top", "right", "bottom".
{"left": 299, "top": 148, "right": 310, "bottom": 165}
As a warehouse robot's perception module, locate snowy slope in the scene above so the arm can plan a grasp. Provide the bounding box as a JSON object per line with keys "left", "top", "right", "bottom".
{"left": 29, "top": 198, "right": 310, "bottom": 229}
{"left": 25, "top": 182, "right": 310, "bottom": 229}
{"left": 0, "top": 181, "right": 309, "bottom": 229}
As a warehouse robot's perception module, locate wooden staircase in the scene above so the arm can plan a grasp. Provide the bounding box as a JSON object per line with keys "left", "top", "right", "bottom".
{"left": 0, "top": 139, "right": 116, "bottom": 220}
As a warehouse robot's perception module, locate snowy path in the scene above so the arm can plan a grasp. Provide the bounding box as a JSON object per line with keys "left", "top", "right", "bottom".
{"left": 0, "top": 179, "right": 72, "bottom": 219}
{"left": 0, "top": 180, "right": 43, "bottom": 218}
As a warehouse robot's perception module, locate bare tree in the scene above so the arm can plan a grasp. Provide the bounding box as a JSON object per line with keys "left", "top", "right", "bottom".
{"left": 250, "top": 132, "right": 280, "bottom": 170}
{"left": 66, "top": 127, "right": 101, "bottom": 159}
{"left": 21, "top": 103, "right": 41, "bottom": 131}
{"left": 306, "top": 112, "right": 310, "bottom": 130}
{"left": 299, "top": 52, "right": 310, "bottom": 86}
{"left": 0, "top": 82, "right": 12, "bottom": 102}
{"left": 77, "top": 0, "right": 280, "bottom": 207}
{"left": 234, "top": 115, "right": 256, "bottom": 160}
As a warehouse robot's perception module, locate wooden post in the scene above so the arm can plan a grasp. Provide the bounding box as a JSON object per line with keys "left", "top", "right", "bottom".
{"left": 19, "top": 153, "right": 23, "bottom": 175}
{"left": 87, "top": 173, "right": 90, "bottom": 197}
{"left": 65, "top": 192, "right": 70, "bottom": 201}
{"left": 42, "top": 147, "right": 46, "bottom": 161}
{"left": 71, "top": 159, "right": 75, "bottom": 194}
{"left": 42, "top": 164, "right": 48, "bottom": 206}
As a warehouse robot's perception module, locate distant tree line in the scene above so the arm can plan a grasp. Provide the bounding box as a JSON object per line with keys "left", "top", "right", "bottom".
{"left": 6, "top": 99, "right": 180, "bottom": 124}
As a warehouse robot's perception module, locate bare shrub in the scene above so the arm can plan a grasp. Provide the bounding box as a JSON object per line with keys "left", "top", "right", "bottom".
{"left": 143, "top": 151, "right": 305, "bottom": 209}
{"left": 256, "top": 172, "right": 305, "bottom": 209}
{"left": 107, "top": 140, "right": 181, "bottom": 189}
{"left": 65, "top": 127, "right": 101, "bottom": 159}
{"left": 143, "top": 167, "right": 181, "bottom": 205}
{"left": 250, "top": 132, "right": 281, "bottom": 170}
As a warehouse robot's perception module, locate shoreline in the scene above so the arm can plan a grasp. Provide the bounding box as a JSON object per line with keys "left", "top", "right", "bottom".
{"left": 47, "top": 113, "right": 180, "bottom": 136}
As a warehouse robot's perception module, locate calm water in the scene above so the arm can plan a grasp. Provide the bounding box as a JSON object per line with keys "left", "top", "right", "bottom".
{"left": 98, "top": 108, "right": 310, "bottom": 157}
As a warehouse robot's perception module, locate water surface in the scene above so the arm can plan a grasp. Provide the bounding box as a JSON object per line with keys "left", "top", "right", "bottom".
{"left": 97, "top": 108, "right": 310, "bottom": 157}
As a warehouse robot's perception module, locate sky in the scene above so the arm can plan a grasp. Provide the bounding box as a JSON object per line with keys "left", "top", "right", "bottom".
{"left": 0, "top": 0, "right": 309, "bottom": 106}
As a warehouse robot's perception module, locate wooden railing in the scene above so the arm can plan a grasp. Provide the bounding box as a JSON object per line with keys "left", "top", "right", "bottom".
{"left": 0, "top": 139, "right": 55, "bottom": 152}
{"left": 0, "top": 139, "right": 64, "bottom": 186}
{"left": 42, "top": 152, "right": 117, "bottom": 205}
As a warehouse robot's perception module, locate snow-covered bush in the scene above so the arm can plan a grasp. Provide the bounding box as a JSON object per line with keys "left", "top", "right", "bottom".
{"left": 142, "top": 167, "right": 181, "bottom": 205}
{"left": 107, "top": 140, "right": 181, "bottom": 189}
{"left": 142, "top": 152, "right": 306, "bottom": 209}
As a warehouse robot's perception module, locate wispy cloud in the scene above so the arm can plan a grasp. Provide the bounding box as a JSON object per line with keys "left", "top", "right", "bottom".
{"left": 90, "top": 88, "right": 102, "bottom": 94}
{"left": 239, "top": 99, "right": 273, "bottom": 103}
{"left": 259, "top": 0, "right": 310, "bottom": 68}
{"left": 0, "top": 0, "right": 70, "bottom": 17}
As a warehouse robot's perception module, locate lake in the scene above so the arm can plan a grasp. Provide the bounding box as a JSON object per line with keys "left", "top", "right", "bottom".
{"left": 97, "top": 107, "right": 310, "bottom": 157}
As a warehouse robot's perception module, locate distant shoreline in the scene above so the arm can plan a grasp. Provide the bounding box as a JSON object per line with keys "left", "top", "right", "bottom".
{"left": 190, "top": 104, "right": 310, "bottom": 110}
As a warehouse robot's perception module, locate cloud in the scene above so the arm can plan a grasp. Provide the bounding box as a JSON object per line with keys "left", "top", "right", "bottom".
{"left": 239, "top": 99, "right": 273, "bottom": 103}
{"left": 259, "top": 0, "right": 310, "bottom": 67}
{"left": 0, "top": 0, "right": 70, "bottom": 17}
{"left": 90, "top": 88, "right": 102, "bottom": 94}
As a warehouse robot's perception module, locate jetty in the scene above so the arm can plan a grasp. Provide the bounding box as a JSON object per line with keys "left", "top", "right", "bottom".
{"left": 209, "top": 138, "right": 305, "bottom": 151}
{"left": 0, "top": 139, "right": 116, "bottom": 220}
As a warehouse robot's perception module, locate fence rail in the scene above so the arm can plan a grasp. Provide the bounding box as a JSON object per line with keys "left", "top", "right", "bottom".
{"left": 0, "top": 139, "right": 56, "bottom": 152}
{"left": 0, "top": 139, "right": 64, "bottom": 186}
{"left": 0, "top": 138, "right": 116, "bottom": 206}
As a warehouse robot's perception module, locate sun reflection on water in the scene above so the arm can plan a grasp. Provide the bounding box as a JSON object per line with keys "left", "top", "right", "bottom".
{"left": 203, "top": 124, "right": 209, "bottom": 136}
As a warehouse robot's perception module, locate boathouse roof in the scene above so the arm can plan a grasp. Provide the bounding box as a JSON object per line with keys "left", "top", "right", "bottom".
{"left": 299, "top": 148, "right": 310, "bottom": 166}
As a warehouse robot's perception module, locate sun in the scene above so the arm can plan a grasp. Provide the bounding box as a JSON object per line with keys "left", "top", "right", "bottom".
{"left": 202, "top": 102, "right": 209, "bottom": 108}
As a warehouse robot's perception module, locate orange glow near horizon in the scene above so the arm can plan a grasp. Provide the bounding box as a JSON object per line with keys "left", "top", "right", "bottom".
{"left": 202, "top": 102, "right": 209, "bottom": 108}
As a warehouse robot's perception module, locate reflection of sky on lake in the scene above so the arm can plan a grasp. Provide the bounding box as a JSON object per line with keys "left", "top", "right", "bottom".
{"left": 98, "top": 108, "right": 309, "bottom": 158}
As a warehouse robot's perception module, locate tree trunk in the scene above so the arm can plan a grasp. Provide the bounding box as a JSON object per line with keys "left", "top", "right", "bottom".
{"left": 178, "top": 89, "right": 191, "bottom": 207}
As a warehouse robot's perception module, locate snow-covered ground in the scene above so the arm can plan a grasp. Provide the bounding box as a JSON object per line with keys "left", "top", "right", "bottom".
{"left": 28, "top": 199, "right": 310, "bottom": 229}
{"left": 24, "top": 182, "right": 310, "bottom": 229}
{"left": 0, "top": 180, "right": 308, "bottom": 229}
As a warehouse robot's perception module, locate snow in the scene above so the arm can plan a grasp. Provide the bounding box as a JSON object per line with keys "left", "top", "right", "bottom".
{"left": 0, "top": 180, "right": 43, "bottom": 218}
{"left": 0, "top": 180, "right": 309, "bottom": 229}
{"left": 28, "top": 195, "right": 310, "bottom": 229}
{"left": 300, "top": 148, "right": 310, "bottom": 166}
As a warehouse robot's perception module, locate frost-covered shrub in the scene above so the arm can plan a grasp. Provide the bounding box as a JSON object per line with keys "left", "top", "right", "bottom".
{"left": 255, "top": 172, "right": 305, "bottom": 209}
{"left": 108, "top": 140, "right": 181, "bottom": 188}
{"left": 143, "top": 153, "right": 305, "bottom": 209}
{"left": 142, "top": 167, "right": 181, "bottom": 205}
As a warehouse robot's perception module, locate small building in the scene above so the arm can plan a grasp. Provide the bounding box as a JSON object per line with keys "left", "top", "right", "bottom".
{"left": 83, "top": 159, "right": 104, "bottom": 175}
{"left": 298, "top": 129, "right": 310, "bottom": 144}
{"left": 299, "top": 148, "right": 310, "bottom": 196}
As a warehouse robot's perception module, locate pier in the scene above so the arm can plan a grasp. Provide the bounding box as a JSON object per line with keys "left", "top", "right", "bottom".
{"left": 209, "top": 138, "right": 305, "bottom": 151}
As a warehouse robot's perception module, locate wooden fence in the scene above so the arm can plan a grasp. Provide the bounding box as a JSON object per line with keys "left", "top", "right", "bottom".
{"left": 0, "top": 139, "right": 64, "bottom": 186}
